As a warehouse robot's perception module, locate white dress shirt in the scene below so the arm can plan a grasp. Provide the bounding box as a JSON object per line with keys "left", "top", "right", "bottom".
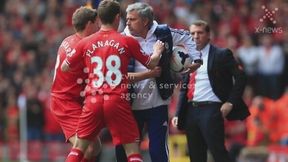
{"left": 192, "top": 44, "right": 221, "bottom": 102}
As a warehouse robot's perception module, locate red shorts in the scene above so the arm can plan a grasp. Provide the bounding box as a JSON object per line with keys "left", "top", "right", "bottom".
{"left": 77, "top": 94, "right": 140, "bottom": 145}
{"left": 50, "top": 96, "right": 82, "bottom": 142}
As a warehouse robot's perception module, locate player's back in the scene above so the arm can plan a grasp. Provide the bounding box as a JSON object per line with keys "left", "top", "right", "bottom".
{"left": 51, "top": 34, "right": 86, "bottom": 101}
{"left": 80, "top": 30, "right": 149, "bottom": 96}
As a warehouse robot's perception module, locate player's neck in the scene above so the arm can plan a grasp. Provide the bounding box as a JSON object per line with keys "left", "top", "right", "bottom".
{"left": 76, "top": 32, "right": 85, "bottom": 38}
{"left": 137, "top": 30, "right": 148, "bottom": 39}
{"left": 139, "top": 25, "right": 150, "bottom": 39}
{"left": 100, "top": 25, "right": 116, "bottom": 31}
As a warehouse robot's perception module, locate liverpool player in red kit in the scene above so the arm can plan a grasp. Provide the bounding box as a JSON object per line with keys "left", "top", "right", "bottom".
{"left": 61, "top": 1, "right": 164, "bottom": 162}
{"left": 50, "top": 6, "right": 101, "bottom": 162}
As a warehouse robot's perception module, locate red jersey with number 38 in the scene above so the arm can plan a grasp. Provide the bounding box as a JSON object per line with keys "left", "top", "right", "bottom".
{"left": 51, "top": 34, "right": 87, "bottom": 101}
{"left": 65, "top": 30, "right": 150, "bottom": 96}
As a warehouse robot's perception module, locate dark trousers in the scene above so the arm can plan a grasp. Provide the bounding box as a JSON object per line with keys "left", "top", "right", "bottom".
{"left": 116, "top": 105, "right": 169, "bottom": 162}
{"left": 185, "top": 102, "right": 231, "bottom": 162}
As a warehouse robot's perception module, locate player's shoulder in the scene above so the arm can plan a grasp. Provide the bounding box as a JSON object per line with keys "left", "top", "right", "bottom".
{"left": 121, "top": 34, "right": 137, "bottom": 44}
{"left": 64, "top": 34, "right": 81, "bottom": 43}
{"left": 212, "top": 45, "right": 232, "bottom": 54}
{"left": 58, "top": 34, "right": 79, "bottom": 50}
{"left": 60, "top": 34, "right": 81, "bottom": 49}
{"left": 80, "top": 32, "right": 97, "bottom": 43}
{"left": 72, "top": 33, "right": 97, "bottom": 49}
{"left": 211, "top": 45, "right": 234, "bottom": 60}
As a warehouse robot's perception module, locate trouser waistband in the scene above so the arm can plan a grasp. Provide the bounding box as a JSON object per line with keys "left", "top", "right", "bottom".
{"left": 189, "top": 101, "right": 222, "bottom": 107}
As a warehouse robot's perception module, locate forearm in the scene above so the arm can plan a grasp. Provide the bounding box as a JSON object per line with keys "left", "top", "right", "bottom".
{"left": 146, "top": 54, "right": 161, "bottom": 69}
{"left": 128, "top": 71, "right": 154, "bottom": 83}
{"left": 146, "top": 40, "right": 164, "bottom": 69}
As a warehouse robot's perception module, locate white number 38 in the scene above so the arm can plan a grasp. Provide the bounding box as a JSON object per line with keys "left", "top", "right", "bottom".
{"left": 91, "top": 55, "right": 122, "bottom": 88}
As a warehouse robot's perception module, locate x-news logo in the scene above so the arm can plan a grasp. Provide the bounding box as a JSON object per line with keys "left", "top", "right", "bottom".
{"left": 259, "top": 5, "right": 278, "bottom": 24}
{"left": 255, "top": 5, "right": 283, "bottom": 34}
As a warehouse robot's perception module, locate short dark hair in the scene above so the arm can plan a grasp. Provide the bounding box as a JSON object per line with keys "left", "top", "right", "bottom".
{"left": 72, "top": 6, "right": 97, "bottom": 32}
{"left": 190, "top": 20, "right": 210, "bottom": 33}
{"left": 97, "top": 0, "right": 120, "bottom": 25}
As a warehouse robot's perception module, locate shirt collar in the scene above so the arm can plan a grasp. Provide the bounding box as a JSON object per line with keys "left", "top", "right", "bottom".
{"left": 123, "top": 21, "right": 158, "bottom": 39}
{"left": 200, "top": 43, "right": 210, "bottom": 57}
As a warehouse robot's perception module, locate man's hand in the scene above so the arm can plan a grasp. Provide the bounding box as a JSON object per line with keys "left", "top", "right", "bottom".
{"left": 148, "top": 40, "right": 164, "bottom": 69}
{"left": 153, "top": 40, "right": 165, "bottom": 57}
{"left": 181, "top": 62, "right": 201, "bottom": 74}
{"left": 220, "top": 102, "right": 233, "bottom": 118}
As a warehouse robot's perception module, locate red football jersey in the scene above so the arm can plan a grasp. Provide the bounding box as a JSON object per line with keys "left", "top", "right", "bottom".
{"left": 65, "top": 30, "right": 150, "bottom": 96}
{"left": 51, "top": 34, "right": 87, "bottom": 101}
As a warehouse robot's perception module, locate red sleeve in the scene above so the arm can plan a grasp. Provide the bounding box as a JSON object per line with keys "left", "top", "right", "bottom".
{"left": 64, "top": 40, "right": 85, "bottom": 68}
{"left": 127, "top": 37, "right": 151, "bottom": 66}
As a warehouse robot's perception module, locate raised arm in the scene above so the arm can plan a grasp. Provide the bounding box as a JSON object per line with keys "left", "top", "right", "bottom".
{"left": 146, "top": 40, "right": 165, "bottom": 69}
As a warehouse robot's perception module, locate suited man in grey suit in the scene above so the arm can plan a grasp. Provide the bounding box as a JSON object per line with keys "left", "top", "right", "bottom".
{"left": 172, "top": 20, "right": 250, "bottom": 162}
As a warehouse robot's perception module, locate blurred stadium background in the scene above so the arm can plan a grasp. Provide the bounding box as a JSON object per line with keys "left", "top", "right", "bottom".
{"left": 0, "top": 0, "right": 288, "bottom": 161}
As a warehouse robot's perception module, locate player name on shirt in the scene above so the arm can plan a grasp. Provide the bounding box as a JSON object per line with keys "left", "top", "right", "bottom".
{"left": 85, "top": 39, "right": 125, "bottom": 57}
{"left": 61, "top": 40, "right": 76, "bottom": 57}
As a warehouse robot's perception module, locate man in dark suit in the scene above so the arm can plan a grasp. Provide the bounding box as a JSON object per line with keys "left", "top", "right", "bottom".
{"left": 172, "top": 20, "right": 250, "bottom": 162}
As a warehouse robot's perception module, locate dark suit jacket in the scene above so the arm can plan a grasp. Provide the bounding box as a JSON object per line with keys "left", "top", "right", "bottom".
{"left": 176, "top": 44, "right": 250, "bottom": 130}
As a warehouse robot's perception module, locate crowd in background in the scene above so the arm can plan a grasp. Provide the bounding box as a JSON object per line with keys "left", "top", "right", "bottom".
{"left": 0, "top": 0, "right": 288, "bottom": 161}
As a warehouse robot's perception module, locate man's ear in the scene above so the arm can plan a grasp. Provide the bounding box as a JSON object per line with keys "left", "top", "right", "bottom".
{"left": 115, "top": 13, "right": 120, "bottom": 21}
{"left": 143, "top": 18, "right": 149, "bottom": 27}
{"left": 96, "top": 18, "right": 101, "bottom": 30}
{"left": 113, "top": 13, "right": 121, "bottom": 28}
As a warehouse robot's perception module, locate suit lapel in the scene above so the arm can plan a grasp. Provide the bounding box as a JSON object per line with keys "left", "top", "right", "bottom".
{"left": 207, "top": 44, "right": 217, "bottom": 92}
{"left": 208, "top": 44, "right": 215, "bottom": 72}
